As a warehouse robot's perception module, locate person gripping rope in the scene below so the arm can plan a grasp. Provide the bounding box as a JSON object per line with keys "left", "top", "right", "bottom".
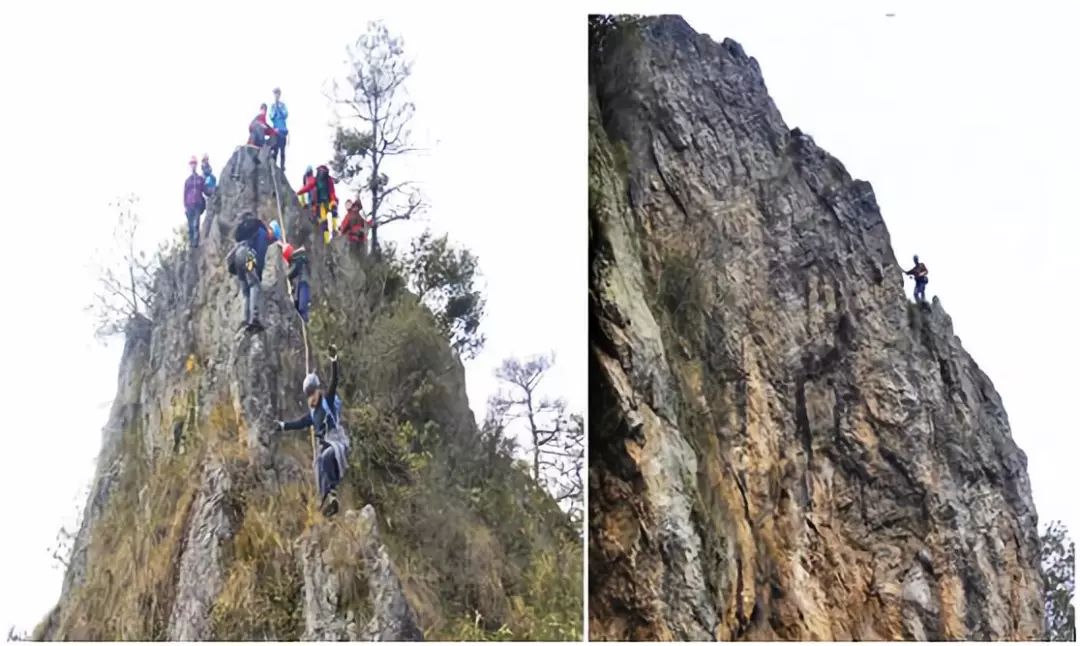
{"left": 282, "top": 243, "right": 311, "bottom": 323}
{"left": 275, "top": 345, "right": 350, "bottom": 517}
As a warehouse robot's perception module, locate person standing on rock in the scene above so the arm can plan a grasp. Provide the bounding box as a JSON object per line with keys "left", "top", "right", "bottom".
{"left": 298, "top": 165, "right": 315, "bottom": 211}
{"left": 201, "top": 154, "right": 217, "bottom": 196}
{"left": 338, "top": 198, "right": 369, "bottom": 249}
{"left": 297, "top": 164, "right": 338, "bottom": 245}
{"left": 905, "top": 255, "right": 929, "bottom": 304}
{"left": 275, "top": 344, "right": 350, "bottom": 518}
{"left": 269, "top": 87, "right": 289, "bottom": 171}
{"left": 183, "top": 156, "right": 208, "bottom": 248}
{"left": 282, "top": 243, "right": 311, "bottom": 323}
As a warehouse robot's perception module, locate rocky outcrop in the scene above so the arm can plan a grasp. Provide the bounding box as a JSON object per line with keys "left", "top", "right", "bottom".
{"left": 38, "top": 145, "right": 421, "bottom": 640}
{"left": 299, "top": 505, "right": 423, "bottom": 641}
{"left": 589, "top": 16, "right": 1043, "bottom": 640}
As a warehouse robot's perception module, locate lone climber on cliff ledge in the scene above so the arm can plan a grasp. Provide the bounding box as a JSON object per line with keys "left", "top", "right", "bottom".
{"left": 274, "top": 344, "right": 350, "bottom": 518}
{"left": 905, "top": 255, "right": 929, "bottom": 304}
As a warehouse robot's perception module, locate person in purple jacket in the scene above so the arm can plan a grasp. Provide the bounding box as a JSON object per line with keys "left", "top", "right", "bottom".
{"left": 183, "top": 156, "right": 208, "bottom": 248}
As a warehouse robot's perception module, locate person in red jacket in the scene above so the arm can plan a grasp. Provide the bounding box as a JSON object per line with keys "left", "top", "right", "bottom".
{"left": 338, "top": 198, "right": 367, "bottom": 246}
{"left": 297, "top": 164, "right": 337, "bottom": 244}
{"left": 248, "top": 103, "right": 277, "bottom": 148}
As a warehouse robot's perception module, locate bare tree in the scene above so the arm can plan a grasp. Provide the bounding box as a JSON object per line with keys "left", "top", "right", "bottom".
{"left": 492, "top": 354, "right": 584, "bottom": 520}
{"left": 330, "top": 21, "right": 425, "bottom": 253}
{"left": 87, "top": 195, "right": 156, "bottom": 339}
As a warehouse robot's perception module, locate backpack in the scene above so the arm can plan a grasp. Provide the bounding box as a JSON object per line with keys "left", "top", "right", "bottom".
{"left": 313, "top": 393, "right": 344, "bottom": 436}
{"left": 323, "top": 394, "right": 343, "bottom": 426}
{"left": 234, "top": 216, "right": 261, "bottom": 243}
{"left": 315, "top": 170, "right": 332, "bottom": 204}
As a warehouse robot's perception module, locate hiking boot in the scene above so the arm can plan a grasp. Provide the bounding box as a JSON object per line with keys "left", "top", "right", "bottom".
{"left": 247, "top": 319, "right": 265, "bottom": 333}
{"left": 321, "top": 490, "right": 339, "bottom": 518}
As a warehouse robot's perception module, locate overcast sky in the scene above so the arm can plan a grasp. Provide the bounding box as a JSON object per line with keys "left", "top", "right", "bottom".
{"left": 0, "top": 1, "right": 583, "bottom": 634}
{"left": 680, "top": 0, "right": 1078, "bottom": 543}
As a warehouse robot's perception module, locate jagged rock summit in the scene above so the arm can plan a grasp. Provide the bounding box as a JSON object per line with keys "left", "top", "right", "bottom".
{"left": 37, "top": 145, "right": 416, "bottom": 640}
{"left": 590, "top": 15, "right": 1043, "bottom": 640}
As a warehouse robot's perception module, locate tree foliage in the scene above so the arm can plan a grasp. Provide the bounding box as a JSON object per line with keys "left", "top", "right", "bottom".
{"left": 87, "top": 195, "right": 157, "bottom": 339}
{"left": 1042, "top": 521, "right": 1076, "bottom": 641}
{"left": 402, "top": 230, "right": 485, "bottom": 360}
{"left": 330, "top": 21, "right": 424, "bottom": 252}
{"left": 490, "top": 355, "right": 584, "bottom": 524}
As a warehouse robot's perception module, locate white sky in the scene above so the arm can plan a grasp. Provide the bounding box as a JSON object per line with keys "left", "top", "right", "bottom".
{"left": 0, "top": 1, "right": 584, "bottom": 634}
{"left": 679, "top": 0, "right": 1079, "bottom": 547}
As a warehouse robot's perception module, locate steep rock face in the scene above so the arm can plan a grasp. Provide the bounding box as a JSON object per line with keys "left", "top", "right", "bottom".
{"left": 589, "top": 16, "right": 1043, "bottom": 641}
{"left": 299, "top": 505, "right": 423, "bottom": 641}
{"left": 39, "top": 145, "right": 417, "bottom": 641}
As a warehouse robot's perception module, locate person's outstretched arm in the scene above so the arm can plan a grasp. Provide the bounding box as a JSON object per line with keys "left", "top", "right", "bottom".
{"left": 279, "top": 413, "right": 313, "bottom": 431}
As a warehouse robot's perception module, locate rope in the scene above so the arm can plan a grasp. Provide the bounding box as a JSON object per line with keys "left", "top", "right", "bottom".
{"left": 269, "top": 162, "right": 319, "bottom": 497}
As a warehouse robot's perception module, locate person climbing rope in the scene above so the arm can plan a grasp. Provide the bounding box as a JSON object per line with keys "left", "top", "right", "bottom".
{"left": 282, "top": 243, "right": 311, "bottom": 322}
{"left": 338, "top": 198, "right": 368, "bottom": 246}
{"left": 298, "top": 165, "right": 314, "bottom": 210}
{"left": 269, "top": 87, "right": 289, "bottom": 171}
{"left": 227, "top": 213, "right": 274, "bottom": 332}
{"left": 183, "top": 156, "right": 208, "bottom": 248}
{"left": 275, "top": 344, "right": 350, "bottom": 517}
{"left": 905, "top": 254, "right": 929, "bottom": 304}
{"left": 248, "top": 103, "right": 277, "bottom": 148}
{"left": 201, "top": 154, "right": 217, "bottom": 196}
{"left": 297, "top": 164, "right": 338, "bottom": 245}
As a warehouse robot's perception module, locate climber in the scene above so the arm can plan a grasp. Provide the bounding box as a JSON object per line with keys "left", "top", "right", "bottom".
{"left": 905, "top": 255, "right": 929, "bottom": 304}
{"left": 201, "top": 154, "right": 217, "bottom": 196}
{"left": 183, "top": 156, "right": 207, "bottom": 248}
{"left": 227, "top": 213, "right": 274, "bottom": 332}
{"left": 338, "top": 198, "right": 368, "bottom": 246}
{"left": 248, "top": 103, "right": 277, "bottom": 148}
{"left": 269, "top": 87, "right": 289, "bottom": 171}
{"left": 297, "top": 164, "right": 338, "bottom": 245}
{"left": 275, "top": 344, "right": 350, "bottom": 517}
{"left": 298, "top": 165, "right": 315, "bottom": 210}
{"left": 282, "top": 243, "right": 311, "bottom": 323}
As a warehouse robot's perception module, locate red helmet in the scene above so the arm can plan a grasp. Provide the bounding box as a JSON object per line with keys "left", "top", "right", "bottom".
{"left": 189, "top": 155, "right": 197, "bottom": 165}
{"left": 282, "top": 243, "right": 295, "bottom": 264}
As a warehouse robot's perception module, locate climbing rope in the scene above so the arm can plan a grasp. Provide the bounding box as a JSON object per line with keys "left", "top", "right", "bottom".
{"left": 269, "top": 161, "right": 319, "bottom": 496}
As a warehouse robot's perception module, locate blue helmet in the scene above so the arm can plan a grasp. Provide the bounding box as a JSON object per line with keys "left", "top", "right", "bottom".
{"left": 271, "top": 221, "right": 282, "bottom": 240}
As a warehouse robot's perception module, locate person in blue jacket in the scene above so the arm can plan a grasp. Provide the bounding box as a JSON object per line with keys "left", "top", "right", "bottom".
{"left": 269, "top": 87, "right": 289, "bottom": 171}
{"left": 201, "top": 154, "right": 217, "bottom": 196}
{"left": 275, "top": 344, "right": 350, "bottom": 517}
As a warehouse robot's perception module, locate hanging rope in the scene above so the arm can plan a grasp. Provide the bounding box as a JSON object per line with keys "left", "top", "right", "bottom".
{"left": 269, "top": 162, "right": 319, "bottom": 497}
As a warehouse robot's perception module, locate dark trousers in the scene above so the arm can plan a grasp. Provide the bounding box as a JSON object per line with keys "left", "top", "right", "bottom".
{"left": 271, "top": 130, "right": 287, "bottom": 169}
{"left": 317, "top": 444, "right": 341, "bottom": 498}
{"left": 295, "top": 280, "right": 310, "bottom": 322}
{"left": 185, "top": 205, "right": 202, "bottom": 246}
{"left": 914, "top": 278, "right": 927, "bottom": 303}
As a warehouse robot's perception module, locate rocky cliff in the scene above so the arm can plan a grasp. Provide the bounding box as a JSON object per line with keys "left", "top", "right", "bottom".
{"left": 37, "top": 145, "right": 581, "bottom": 640}
{"left": 589, "top": 16, "right": 1043, "bottom": 640}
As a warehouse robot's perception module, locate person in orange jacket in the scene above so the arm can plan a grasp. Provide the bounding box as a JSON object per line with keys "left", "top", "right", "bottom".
{"left": 297, "top": 164, "right": 337, "bottom": 244}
